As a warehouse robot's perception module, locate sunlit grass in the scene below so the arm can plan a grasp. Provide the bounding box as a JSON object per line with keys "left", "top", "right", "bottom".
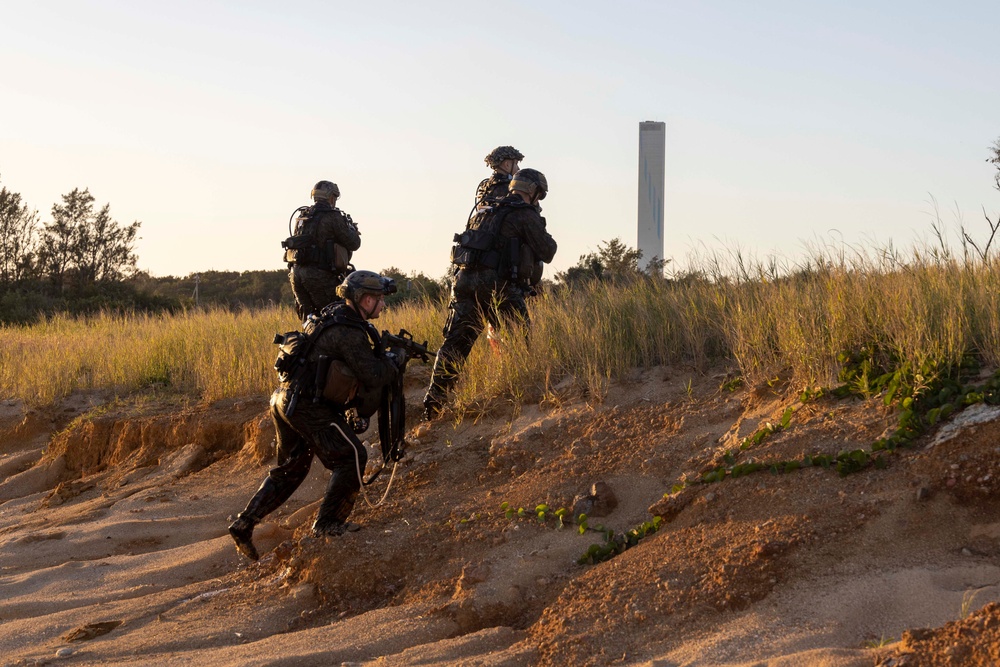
{"left": 0, "top": 302, "right": 445, "bottom": 406}
{"left": 1, "top": 307, "right": 293, "bottom": 404}
{"left": 4, "top": 239, "right": 1000, "bottom": 410}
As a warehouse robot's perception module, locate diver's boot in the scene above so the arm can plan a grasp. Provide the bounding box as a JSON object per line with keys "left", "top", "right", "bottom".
{"left": 312, "top": 487, "right": 359, "bottom": 538}
{"left": 311, "top": 519, "right": 361, "bottom": 537}
{"left": 228, "top": 514, "right": 259, "bottom": 561}
{"left": 422, "top": 396, "right": 443, "bottom": 421}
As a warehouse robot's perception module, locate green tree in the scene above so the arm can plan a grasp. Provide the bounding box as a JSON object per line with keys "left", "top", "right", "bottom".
{"left": 380, "top": 266, "right": 446, "bottom": 305}
{"left": 129, "top": 269, "right": 292, "bottom": 309}
{"left": 0, "top": 178, "right": 40, "bottom": 284}
{"left": 555, "top": 237, "right": 652, "bottom": 286}
{"left": 39, "top": 188, "right": 141, "bottom": 290}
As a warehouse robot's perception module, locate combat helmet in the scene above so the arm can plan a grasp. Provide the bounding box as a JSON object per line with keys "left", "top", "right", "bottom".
{"left": 311, "top": 180, "right": 340, "bottom": 202}
{"left": 336, "top": 270, "right": 398, "bottom": 302}
{"left": 509, "top": 168, "right": 547, "bottom": 201}
{"left": 484, "top": 146, "right": 524, "bottom": 170}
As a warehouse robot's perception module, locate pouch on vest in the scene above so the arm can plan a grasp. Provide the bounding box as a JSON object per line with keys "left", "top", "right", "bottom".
{"left": 273, "top": 331, "right": 309, "bottom": 383}
{"left": 320, "top": 357, "right": 360, "bottom": 404}
{"left": 282, "top": 235, "right": 319, "bottom": 266}
{"left": 331, "top": 242, "right": 351, "bottom": 273}
{"left": 527, "top": 260, "right": 544, "bottom": 286}
{"left": 450, "top": 244, "right": 474, "bottom": 267}
{"left": 451, "top": 228, "right": 501, "bottom": 269}
{"left": 517, "top": 245, "right": 544, "bottom": 286}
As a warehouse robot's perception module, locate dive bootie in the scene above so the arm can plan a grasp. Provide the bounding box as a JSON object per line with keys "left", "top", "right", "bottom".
{"left": 311, "top": 519, "right": 361, "bottom": 537}
{"left": 422, "top": 397, "right": 442, "bottom": 421}
{"left": 228, "top": 514, "right": 259, "bottom": 561}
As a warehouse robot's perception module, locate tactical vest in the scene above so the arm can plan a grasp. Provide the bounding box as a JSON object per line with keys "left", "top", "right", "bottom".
{"left": 451, "top": 203, "right": 543, "bottom": 286}
{"left": 282, "top": 206, "right": 353, "bottom": 272}
{"left": 272, "top": 306, "right": 381, "bottom": 410}
{"left": 451, "top": 206, "right": 514, "bottom": 274}
{"left": 475, "top": 173, "right": 512, "bottom": 210}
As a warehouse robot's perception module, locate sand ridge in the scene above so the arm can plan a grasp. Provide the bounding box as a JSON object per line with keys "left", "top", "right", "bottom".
{"left": 1, "top": 367, "right": 999, "bottom": 665}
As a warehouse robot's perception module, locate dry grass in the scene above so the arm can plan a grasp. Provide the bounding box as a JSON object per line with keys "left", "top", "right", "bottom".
{"left": 0, "top": 301, "right": 444, "bottom": 406}
{"left": 4, "top": 240, "right": 1000, "bottom": 409}
{"left": 1, "top": 307, "right": 291, "bottom": 404}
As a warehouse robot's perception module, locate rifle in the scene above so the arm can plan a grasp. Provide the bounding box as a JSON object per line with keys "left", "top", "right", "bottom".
{"left": 374, "top": 330, "right": 435, "bottom": 472}
{"left": 383, "top": 329, "right": 433, "bottom": 366}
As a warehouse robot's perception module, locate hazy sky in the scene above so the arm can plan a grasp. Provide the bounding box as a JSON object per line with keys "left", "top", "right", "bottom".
{"left": 2, "top": 1, "right": 999, "bottom": 279}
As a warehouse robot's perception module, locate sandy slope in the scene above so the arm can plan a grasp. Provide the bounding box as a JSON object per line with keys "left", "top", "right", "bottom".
{"left": 1, "top": 367, "right": 999, "bottom": 666}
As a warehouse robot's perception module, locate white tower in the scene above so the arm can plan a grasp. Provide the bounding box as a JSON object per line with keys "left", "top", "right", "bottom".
{"left": 638, "top": 121, "right": 665, "bottom": 272}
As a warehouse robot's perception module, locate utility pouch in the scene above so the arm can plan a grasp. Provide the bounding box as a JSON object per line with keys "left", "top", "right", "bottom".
{"left": 332, "top": 243, "right": 351, "bottom": 272}
{"left": 322, "top": 358, "right": 359, "bottom": 405}
{"left": 528, "top": 260, "right": 544, "bottom": 286}
{"left": 455, "top": 229, "right": 494, "bottom": 251}
{"left": 450, "top": 229, "right": 496, "bottom": 268}
{"left": 282, "top": 235, "right": 318, "bottom": 265}
{"left": 450, "top": 243, "right": 475, "bottom": 267}
{"left": 517, "top": 245, "right": 543, "bottom": 286}
{"left": 314, "top": 239, "right": 351, "bottom": 272}
{"left": 273, "top": 331, "right": 308, "bottom": 383}
{"left": 282, "top": 235, "right": 313, "bottom": 250}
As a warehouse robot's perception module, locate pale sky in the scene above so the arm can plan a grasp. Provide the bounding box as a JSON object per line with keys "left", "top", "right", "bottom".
{"left": 2, "top": 1, "right": 999, "bottom": 279}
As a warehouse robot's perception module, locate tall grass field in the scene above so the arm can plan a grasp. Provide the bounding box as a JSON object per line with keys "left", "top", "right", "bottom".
{"left": 4, "top": 242, "right": 1000, "bottom": 410}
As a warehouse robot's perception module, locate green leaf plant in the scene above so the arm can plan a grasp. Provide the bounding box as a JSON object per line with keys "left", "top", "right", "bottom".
{"left": 498, "top": 500, "right": 665, "bottom": 565}
{"left": 674, "top": 351, "right": 1000, "bottom": 496}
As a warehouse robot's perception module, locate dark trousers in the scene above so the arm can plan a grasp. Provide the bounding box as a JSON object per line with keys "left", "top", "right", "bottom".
{"left": 239, "top": 388, "right": 367, "bottom": 530}
{"left": 289, "top": 266, "right": 345, "bottom": 321}
{"left": 424, "top": 280, "right": 529, "bottom": 405}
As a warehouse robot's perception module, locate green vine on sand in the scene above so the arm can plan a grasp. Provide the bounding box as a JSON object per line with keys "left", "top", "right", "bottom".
{"left": 579, "top": 352, "right": 999, "bottom": 567}
{"left": 577, "top": 516, "right": 664, "bottom": 565}
{"left": 680, "top": 351, "right": 997, "bottom": 492}
{"left": 495, "top": 501, "right": 666, "bottom": 566}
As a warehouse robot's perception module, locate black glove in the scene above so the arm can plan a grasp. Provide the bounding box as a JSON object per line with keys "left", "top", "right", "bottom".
{"left": 346, "top": 408, "right": 369, "bottom": 434}
{"left": 384, "top": 351, "right": 404, "bottom": 369}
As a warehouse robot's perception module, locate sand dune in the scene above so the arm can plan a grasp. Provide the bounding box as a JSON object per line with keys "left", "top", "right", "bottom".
{"left": 2, "top": 368, "right": 999, "bottom": 665}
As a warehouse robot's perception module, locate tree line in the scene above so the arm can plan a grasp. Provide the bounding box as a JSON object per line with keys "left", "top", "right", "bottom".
{"left": 0, "top": 181, "right": 140, "bottom": 288}
{"left": 0, "top": 176, "right": 459, "bottom": 323}
{"left": 0, "top": 172, "right": 729, "bottom": 325}
{"left": 0, "top": 173, "right": 693, "bottom": 326}
{"left": 0, "top": 179, "right": 163, "bottom": 323}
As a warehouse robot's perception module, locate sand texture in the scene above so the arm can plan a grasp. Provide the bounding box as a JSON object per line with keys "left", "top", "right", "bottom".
{"left": 2, "top": 367, "right": 999, "bottom": 666}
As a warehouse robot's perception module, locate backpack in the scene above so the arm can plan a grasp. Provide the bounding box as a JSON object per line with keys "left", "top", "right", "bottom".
{"left": 451, "top": 202, "right": 541, "bottom": 286}
{"left": 281, "top": 206, "right": 353, "bottom": 272}
{"left": 450, "top": 206, "right": 515, "bottom": 274}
